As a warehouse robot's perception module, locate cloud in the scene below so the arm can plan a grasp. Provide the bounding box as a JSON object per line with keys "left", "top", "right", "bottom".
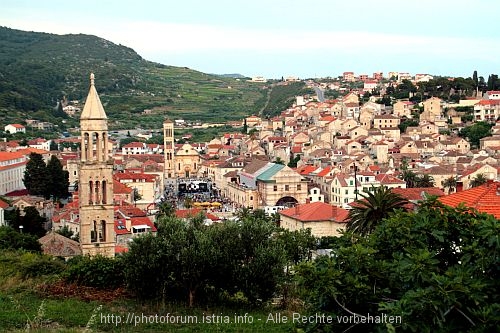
{"left": 4, "top": 17, "right": 499, "bottom": 60}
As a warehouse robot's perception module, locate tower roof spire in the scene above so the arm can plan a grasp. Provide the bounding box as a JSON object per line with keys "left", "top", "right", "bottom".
{"left": 81, "top": 72, "right": 107, "bottom": 120}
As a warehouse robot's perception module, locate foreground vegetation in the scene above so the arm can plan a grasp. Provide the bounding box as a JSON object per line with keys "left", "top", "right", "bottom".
{"left": 0, "top": 199, "right": 498, "bottom": 332}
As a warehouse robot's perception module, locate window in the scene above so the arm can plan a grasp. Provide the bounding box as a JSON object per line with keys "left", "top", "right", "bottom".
{"left": 250, "top": 196, "right": 253, "bottom": 200}
{"left": 285, "top": 185, "right": 289, "bottom": 191}
{"left": 313, "top": 189, "right": 317, "bottom": 194}
{"left": 345, "top": 189, "right": 348, "bottom": 195}
{"left": 273, "top": 185, "right": 278, "bottom": 191}
{"left": 297, "top": 184, "right": 301, "bottom": 190}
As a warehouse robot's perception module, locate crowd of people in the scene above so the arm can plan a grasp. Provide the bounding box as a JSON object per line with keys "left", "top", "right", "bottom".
{"left": 157, "top": 178, "right": 238, "bottom": 213}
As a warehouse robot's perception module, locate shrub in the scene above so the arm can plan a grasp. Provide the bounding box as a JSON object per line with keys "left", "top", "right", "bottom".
{"left": 19, "top": 252, "right": 66, "bottom": 278}
{"left": 0, "top": 226, "right": 41, "bottom": 252}
{"left": 64, "top": 255, "right": 125, "bottom": 289}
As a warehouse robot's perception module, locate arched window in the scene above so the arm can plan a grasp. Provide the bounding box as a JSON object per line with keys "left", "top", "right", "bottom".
{"left": 95, "top": 181, "right": 100, "bottom": 204}
{"left": 92, "top": 132, "right": 99, "bottom": 159}
{"left": 91, "top": 220, "right": 97, "bottom": 242}
{"left": 84, "top": 132, "right": 90, "bottom": 160}
{"left": 102, "top": 180, "right": 107, "bottom": 204}
{"left": 99, "top": 220, "right": 106, "bottom": 242}
{"left": 88, "top": 181, "right": 93, "bottom": 204}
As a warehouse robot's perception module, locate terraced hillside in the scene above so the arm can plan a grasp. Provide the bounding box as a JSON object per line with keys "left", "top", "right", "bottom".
{"left": 0, "top": 26, "right": 274, "bottom": 129}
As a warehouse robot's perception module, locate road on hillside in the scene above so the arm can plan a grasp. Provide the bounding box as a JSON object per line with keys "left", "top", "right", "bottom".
{"left": 313, "top": 86, "right": 325, "bottom": 102}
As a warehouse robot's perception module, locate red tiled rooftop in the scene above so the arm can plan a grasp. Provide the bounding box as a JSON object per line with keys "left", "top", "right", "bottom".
{"left": 0, "top": 151, "right": 24, "bottom": 161}
{"left": 316, "top": 166, "right": 332, "bottom": 177}
{"left": 279, "top": 202, "right": 349, "bottom": 222}
{"left": 115, "top": 246, "right": 129, "bottom": 254}
{"left": 298, "top": 165, "right": 318, "bottom": 175}
{"left": 0, "top": 199, "right": 9, "bottom": 209}
{"left": 391, "top": 187, "right": 445, "bottom": 201}
{"left": 113, "top": 180, "right": 133, "bottom": 194}
{"left": 439, "top": 181, "right": 500, "bottom": 219}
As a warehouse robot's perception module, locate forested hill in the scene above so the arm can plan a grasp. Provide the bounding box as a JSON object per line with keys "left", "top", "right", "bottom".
{"left": 0, "top": 26, "right": 283, "bottom": 128}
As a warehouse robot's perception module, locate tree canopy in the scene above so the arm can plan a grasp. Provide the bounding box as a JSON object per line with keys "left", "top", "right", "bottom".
{"left": 459, "top": 122, "right": 493, "bottom": 148}
{"left": 23, "top": 153, "right": 49, "bottom": 197}
{"left": 23, "top": 153, "right": 69, "bottom": 200}
{"left": 46, "top": 155, "right": 69, "bottom": 199}
{"left": 297, "top": 200, "right": 499, "bottom": 332}
{"left": 123, "top": 210, "right": 316, "bottom": 307}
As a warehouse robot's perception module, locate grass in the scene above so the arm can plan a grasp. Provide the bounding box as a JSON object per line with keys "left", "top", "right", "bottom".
{"left": 0, "top": 250, "right": 296, "bottom": 332}
{"left": 0, "top": 291, "right": 296, "bottom": 332}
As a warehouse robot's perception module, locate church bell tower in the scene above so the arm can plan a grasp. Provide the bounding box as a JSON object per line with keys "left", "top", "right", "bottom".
{"left": 163, "top": 118, "right": 176, "bottom": 184}
{"left": 79, "top": 73, "right": 115, "bottom": 257}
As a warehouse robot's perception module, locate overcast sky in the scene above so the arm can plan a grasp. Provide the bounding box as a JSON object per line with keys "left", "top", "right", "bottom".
{"left": 2, "top": 0, "right": 499, "bottom": 79}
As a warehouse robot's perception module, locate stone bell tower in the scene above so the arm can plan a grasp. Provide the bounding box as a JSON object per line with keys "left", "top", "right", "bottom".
{"left": 163, "top": 118, "right": 176, "bottom": 185}
{"left": 79, "top": 73, "right": 115, "bottom": 257}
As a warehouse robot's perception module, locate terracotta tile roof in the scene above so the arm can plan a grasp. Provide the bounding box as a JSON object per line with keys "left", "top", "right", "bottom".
{"left": 240, "top": 159, "right": 269, "bottom": 174}
{"left": 115, "top": 246, "right": 129, "bottom": 254}
{"left": 123, "top": 142, "right": 145, "bottom": 148}
{"left": 0, "top": 199, "right": 9, "bottom": 209}
{"left": 116, "top": 204, "right": 147, "bottom": 217}
{"left": 114, "top": 172, "right": 158, "bottom": 182}
{"left": 279, "top": 202, "right": 349, "bottom": 222}
{"left": 132, "top": 216, "right": 157, "bottom": 231}
{"left": 0, "top": 151, "right": 24, "bottom": 162}
{"left": 298, "top": 165, "right": 318, "bottom": 175}
{"left": 113, "top": 180, "right": 133, "bottom": 194}
{"left": 4, "top": 189, "right": 29, "bottom": 197}
{"left": 476, "top": 100, "right": 500, "bottom": 106}
{"left": 375, "top": 173, "right": 406, "bottom": 185}
{"left": 317, "top": 166, "right": 332, "bottom": 177}
{"left": 439, "top": 181, "right": 500, "bottom": 219}
{"left": 320, "top": 115, "right": 336, "bottom": 122}
{"left": 391, "top": 187, "right": 445, "bottom": 201}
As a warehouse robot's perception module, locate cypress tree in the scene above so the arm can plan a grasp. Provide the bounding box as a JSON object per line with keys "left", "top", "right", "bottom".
{"left": 46, "top": 155, "right": 69, "bottom": 199}
{"left": 23, "top": 153, "right": 49, "bottom": 197}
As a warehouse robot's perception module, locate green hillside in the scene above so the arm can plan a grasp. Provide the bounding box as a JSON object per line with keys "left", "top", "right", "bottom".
{"left": 0, "top": 26, "right": 276, "bottom": 129}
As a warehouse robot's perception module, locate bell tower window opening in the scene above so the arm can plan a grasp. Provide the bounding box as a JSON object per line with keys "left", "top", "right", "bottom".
{"left": 88, "top": 181, "right": 93, "bottom": 204}
{"left": 91, "top": 220, "right": 97, "bottom": 242}
{"left": 99, "top": 220, "right": 106, "bottom": 242}
{"left": 95, "top": 181, "right": 100, "bottom": 204}
{"left": 102, "top": 180, "right": 107, "bottom": 204}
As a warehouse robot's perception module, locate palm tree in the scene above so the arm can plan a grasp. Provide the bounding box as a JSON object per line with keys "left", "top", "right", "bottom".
{"left": 442, "top": 176, "right": 457, "bottom": 194}
{"left": 470, "top": 173, "right": 487, "bottom": 188}
{"left": 416, "top": 174, "right": 435, "bottom": 188}
{"left": 400, "top": 169, "right": 418, "bottom": 188}
{"left": 346, "top": 186, "right": 408, "bottom": 236}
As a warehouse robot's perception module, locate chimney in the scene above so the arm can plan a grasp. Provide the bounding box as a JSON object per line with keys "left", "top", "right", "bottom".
{"left": 125, "top": 217, "right": 132, "bottom": 232}
{"left": 295, "top": 204, "right": 300, "bottom": 216}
